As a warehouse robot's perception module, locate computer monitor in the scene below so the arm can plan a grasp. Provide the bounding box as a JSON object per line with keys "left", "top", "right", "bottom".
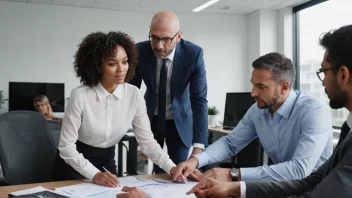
{"left": 9, "top": 82, "right": 65, "bottom": 112}
{"left": 221, "top": 92, "right": 263, "bottom": 168}
{"left": 223, "top": 92, "right": 255, "bottom": 130}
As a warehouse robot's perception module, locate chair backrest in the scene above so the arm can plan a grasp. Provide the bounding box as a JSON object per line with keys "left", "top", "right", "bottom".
{"left": 0, "top": 111, "right": 56, "bottom": 185}
{"left": 47, "top": 120, "right": 62, "bottom": 148}
{"left": 235, "top": 137, "right": 264, "bottom": 167}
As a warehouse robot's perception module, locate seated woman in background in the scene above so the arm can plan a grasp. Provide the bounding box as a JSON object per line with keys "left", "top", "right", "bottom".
{"left": 34, "top": 95, "right": 62, "bottom": 122}
{"left": 53, "top": 31, "right": 178, "bottom": 187}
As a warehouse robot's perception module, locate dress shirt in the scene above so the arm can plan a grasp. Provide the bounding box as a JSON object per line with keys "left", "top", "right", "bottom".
{"left": 347, "top": 112, "right": 352, "bottom": 132}
{"left": 154, "top": 47, "right": 204, "bottom": 149}
{"left": 195, "top": 90, "right": 333, "bottom": 181}
{"left": 58, "top": 82, "right": 176, "bottom": 180}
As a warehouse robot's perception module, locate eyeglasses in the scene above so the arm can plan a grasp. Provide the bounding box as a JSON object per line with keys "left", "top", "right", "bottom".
{"left": 316, "top": 67, "right": 337, "bottom": 81}
{"left": 148, "top": 31, "right": 179, "bottom": 45}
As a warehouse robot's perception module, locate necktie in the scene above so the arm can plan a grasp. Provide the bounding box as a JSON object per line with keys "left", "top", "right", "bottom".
{"left": 158, "top": 58, "right": 168, "bottom": 136}
{"left": 336, "top": 121, "right": 350, "bottom": 147}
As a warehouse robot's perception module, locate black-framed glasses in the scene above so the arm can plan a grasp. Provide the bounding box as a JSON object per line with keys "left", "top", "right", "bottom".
{"left": 316, "top": 67, "right": 337, "bottom": 81}
{"left": 148, "top": 31, "right": 179, "bottom": 45}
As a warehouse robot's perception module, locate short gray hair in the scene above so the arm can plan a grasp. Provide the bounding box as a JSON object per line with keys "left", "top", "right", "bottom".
{"left": 252, "top": 52, "right": 296, "bottom": 87}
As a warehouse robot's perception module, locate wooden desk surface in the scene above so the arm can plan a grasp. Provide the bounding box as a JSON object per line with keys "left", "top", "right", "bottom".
{"left": 208, "top": 126, "right": 231, "bottom": 134}
{"left": 0, "top": 174, "right": 172, "bottom": 197}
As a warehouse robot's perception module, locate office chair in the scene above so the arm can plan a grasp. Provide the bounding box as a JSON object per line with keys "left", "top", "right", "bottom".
{"left": 47, "top": 120, "right": 62, "bottom": 149}
{"left": 234, "top": 137, "right": 264, "bottom": 167}
{"left": 219, "top": 138, "right": 264, "bottom": 168}
{"left": 0, "top": 111, "right": 57, "bottom": 185}
{"left": 117, "top": 129, "right": 137, "bottom": 177}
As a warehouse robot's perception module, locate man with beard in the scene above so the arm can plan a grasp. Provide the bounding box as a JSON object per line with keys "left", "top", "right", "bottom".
{"left": 173, "top": 52, "right": 333, "bottom": 183}
{"left": 186, "top": 24, "right": 352, "bottom": 198}
{"left": 129, "top": 11, "right": 208, "bottom": 175}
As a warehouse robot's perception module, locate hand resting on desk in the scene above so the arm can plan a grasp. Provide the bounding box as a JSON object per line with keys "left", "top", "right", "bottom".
{"left": 116, "top": 186, "right": 150, "bottom": 198}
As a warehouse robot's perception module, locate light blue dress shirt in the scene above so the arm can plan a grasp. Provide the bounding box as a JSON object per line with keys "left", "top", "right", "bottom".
{"left": 195, "top": 90, "right": 333, "bottom": 181}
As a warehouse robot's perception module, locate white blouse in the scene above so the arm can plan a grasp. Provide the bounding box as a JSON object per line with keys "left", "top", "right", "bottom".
{"left": 58, "top": 82, "right": 176, "bottom": 180}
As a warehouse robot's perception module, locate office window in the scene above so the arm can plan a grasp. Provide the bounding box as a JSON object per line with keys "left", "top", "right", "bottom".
{"left": 294, "top": 0, "right": 352, "bottom": 127}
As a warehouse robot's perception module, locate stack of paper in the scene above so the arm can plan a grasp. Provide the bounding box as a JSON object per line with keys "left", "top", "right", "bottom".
{"left": 10, "top": 177, "right": 198, "bottom": 198}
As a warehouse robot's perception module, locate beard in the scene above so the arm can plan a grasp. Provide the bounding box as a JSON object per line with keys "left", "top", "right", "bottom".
{"left": 152, "top": 48, "right": 173, "bottom": 59}
{"left": 326, "top": 88, "right": 346, "bottom": 109}
{"left": 254, "top": 89, "right": 280, "bottom": 109}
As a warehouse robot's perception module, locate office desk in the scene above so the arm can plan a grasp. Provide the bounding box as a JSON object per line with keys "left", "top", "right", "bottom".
{"left": 0, "top": 174, "right": 172, "bottom": 197}
{"left": 208, "top": 126, "right": 231, "bottom": 134}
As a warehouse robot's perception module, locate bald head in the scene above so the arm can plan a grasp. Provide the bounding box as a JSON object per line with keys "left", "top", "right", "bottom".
{"left": 151, "top": 10, "right": 180, "bottom": 32}
{"left": 149, "top": 10, "right": 182, "bottom": 59}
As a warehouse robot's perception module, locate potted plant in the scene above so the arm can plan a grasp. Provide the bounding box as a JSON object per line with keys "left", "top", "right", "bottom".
{"left": 0, "top": 90, "right": 8, "bottom": 113}
{"left": 208, "top": 106, "right": 219, "bottom": 127}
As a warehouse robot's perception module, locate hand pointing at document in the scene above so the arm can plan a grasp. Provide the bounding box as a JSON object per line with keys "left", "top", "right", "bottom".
{"left": 173, "top": 156, "right": 203, "bottom": 182}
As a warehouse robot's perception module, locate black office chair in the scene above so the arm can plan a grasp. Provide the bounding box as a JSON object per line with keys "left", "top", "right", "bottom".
{"left": 47, "top": 120, "right": 62, "bottom": 149}
{"left": 234, "top": 137, "right": 264, "bottom": 167}
{"left": 117, "top": 129, "right": 137, "bottom": 177}
{"left": 0, "top": 111, "right": 57, "bottom": 185}
{"left": 219, "top": 138, "right": 264, "bottom": 169}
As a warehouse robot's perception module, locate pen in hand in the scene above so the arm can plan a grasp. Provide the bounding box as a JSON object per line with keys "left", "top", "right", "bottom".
{"left": 103, "top": 166, "right": 121, "bottom": 187}
{"left": 103, "top": 166, "right": 110, "bottom": 173}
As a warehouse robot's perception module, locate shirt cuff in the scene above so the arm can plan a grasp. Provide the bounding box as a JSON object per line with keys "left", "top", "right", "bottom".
{"left": 240, "top": 167, "right": 258, "bottom": 181}
{"left": 239, "top": 181, "right": 246, "bottom": 198}
{"left": 84, "top": 162, "right": 101, "bottom": 180}
{"left": 193, "top": 152, "right": 209, "bottom": 168}
{"left": 192, "top": 143, "right": 205, "bottom": 149}
{"left": 161, "top": 160, "right": 177, "bottom": 175}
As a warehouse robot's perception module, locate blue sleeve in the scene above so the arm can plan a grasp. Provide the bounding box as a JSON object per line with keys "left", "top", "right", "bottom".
{"left": 241, "top": 104, "right": 333, "bottom": 181}
{"left": 189, "top": 48, "right": 208, "bottom": 145}
{"left": 195, "top": 106, "right": 258, "bottom": 167}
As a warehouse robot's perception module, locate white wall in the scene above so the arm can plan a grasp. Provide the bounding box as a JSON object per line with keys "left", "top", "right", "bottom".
{"left": 247, "top": 10, "right": 260, "bottom": 89}
{"left": 246, "top": 8, "right": 293, "bottom": 90}
{"left": 259, "top": 10, "right": 278, "bottom": 55}
{"left": 0, "top": 1, "right": 248, "bottom": 122}
{"left": 278, "top": 8, "right": 293, "bottom": 60}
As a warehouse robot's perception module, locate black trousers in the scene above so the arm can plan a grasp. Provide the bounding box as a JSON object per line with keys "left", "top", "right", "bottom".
{"left": 152, "top": 116, "right": 190, "bottom": 173}
{"left": 53, "top": 140, "right": 117, "bottom": 181}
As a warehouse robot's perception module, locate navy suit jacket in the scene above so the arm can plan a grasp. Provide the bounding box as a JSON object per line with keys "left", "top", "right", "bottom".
{"left": 129, "top": 39, "right": 208, "bottom": 147}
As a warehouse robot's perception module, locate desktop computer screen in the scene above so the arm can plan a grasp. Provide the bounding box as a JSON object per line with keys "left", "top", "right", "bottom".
{"left": 221, "top": 92, "right": 263, "bottom": 167}
{"left": 9, "top": 82, "right": 65, "bottom": 112}
{"left": 223, "top": 92, "right": 256, "bottom": 130}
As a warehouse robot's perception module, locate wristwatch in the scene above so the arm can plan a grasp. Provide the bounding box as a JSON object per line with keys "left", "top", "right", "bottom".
{"left": 230, "top": 168, "right": 239, "bottom": 181}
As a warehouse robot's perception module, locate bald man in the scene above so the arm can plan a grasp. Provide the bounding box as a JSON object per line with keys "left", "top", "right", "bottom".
{"left": 129, "top": 11, "right": 208, "bottom": 173}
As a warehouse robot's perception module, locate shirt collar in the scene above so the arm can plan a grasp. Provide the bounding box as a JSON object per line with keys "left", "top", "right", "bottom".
{"left": 271, "top": 89, "right": 297, "bottom": 119}
{"left": 158, "top": 46, "right": 176, "bottom": 62}
{"left": 95, "top": 82, "right": 123, "bottom": 101}
{"left": 346, "top": 111, "right": 352, "bottom": 129}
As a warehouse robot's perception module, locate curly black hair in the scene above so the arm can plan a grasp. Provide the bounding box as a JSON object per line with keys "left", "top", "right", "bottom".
{"left": 320, "top": 25, "right": 352, "bottom": 73}
{"left": 74, "top": 31, "right": 138, "bottom": 87}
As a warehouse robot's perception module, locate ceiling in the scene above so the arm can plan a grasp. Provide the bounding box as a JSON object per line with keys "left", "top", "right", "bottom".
{"left": 1, "top": 0, "right": 311, "bottom": 14}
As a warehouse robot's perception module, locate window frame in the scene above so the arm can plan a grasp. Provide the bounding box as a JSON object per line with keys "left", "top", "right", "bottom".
{"left": 292, "top": 0, "right": 343, "bottom": 129}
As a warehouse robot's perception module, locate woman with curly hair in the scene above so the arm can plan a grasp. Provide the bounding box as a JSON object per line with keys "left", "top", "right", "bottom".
{"left": 53, "top": 31, "right": 177, "bottom": 187}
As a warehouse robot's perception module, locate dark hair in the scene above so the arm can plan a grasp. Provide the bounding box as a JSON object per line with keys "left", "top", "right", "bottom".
{"left": 74, "top": 31, "right": 138, "bottom": 87}
{"left": 320, "top": 25, "right": 352, "bottom": 73}
{"left": 252, "top": 52, "right": 296, "bottom": 87}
